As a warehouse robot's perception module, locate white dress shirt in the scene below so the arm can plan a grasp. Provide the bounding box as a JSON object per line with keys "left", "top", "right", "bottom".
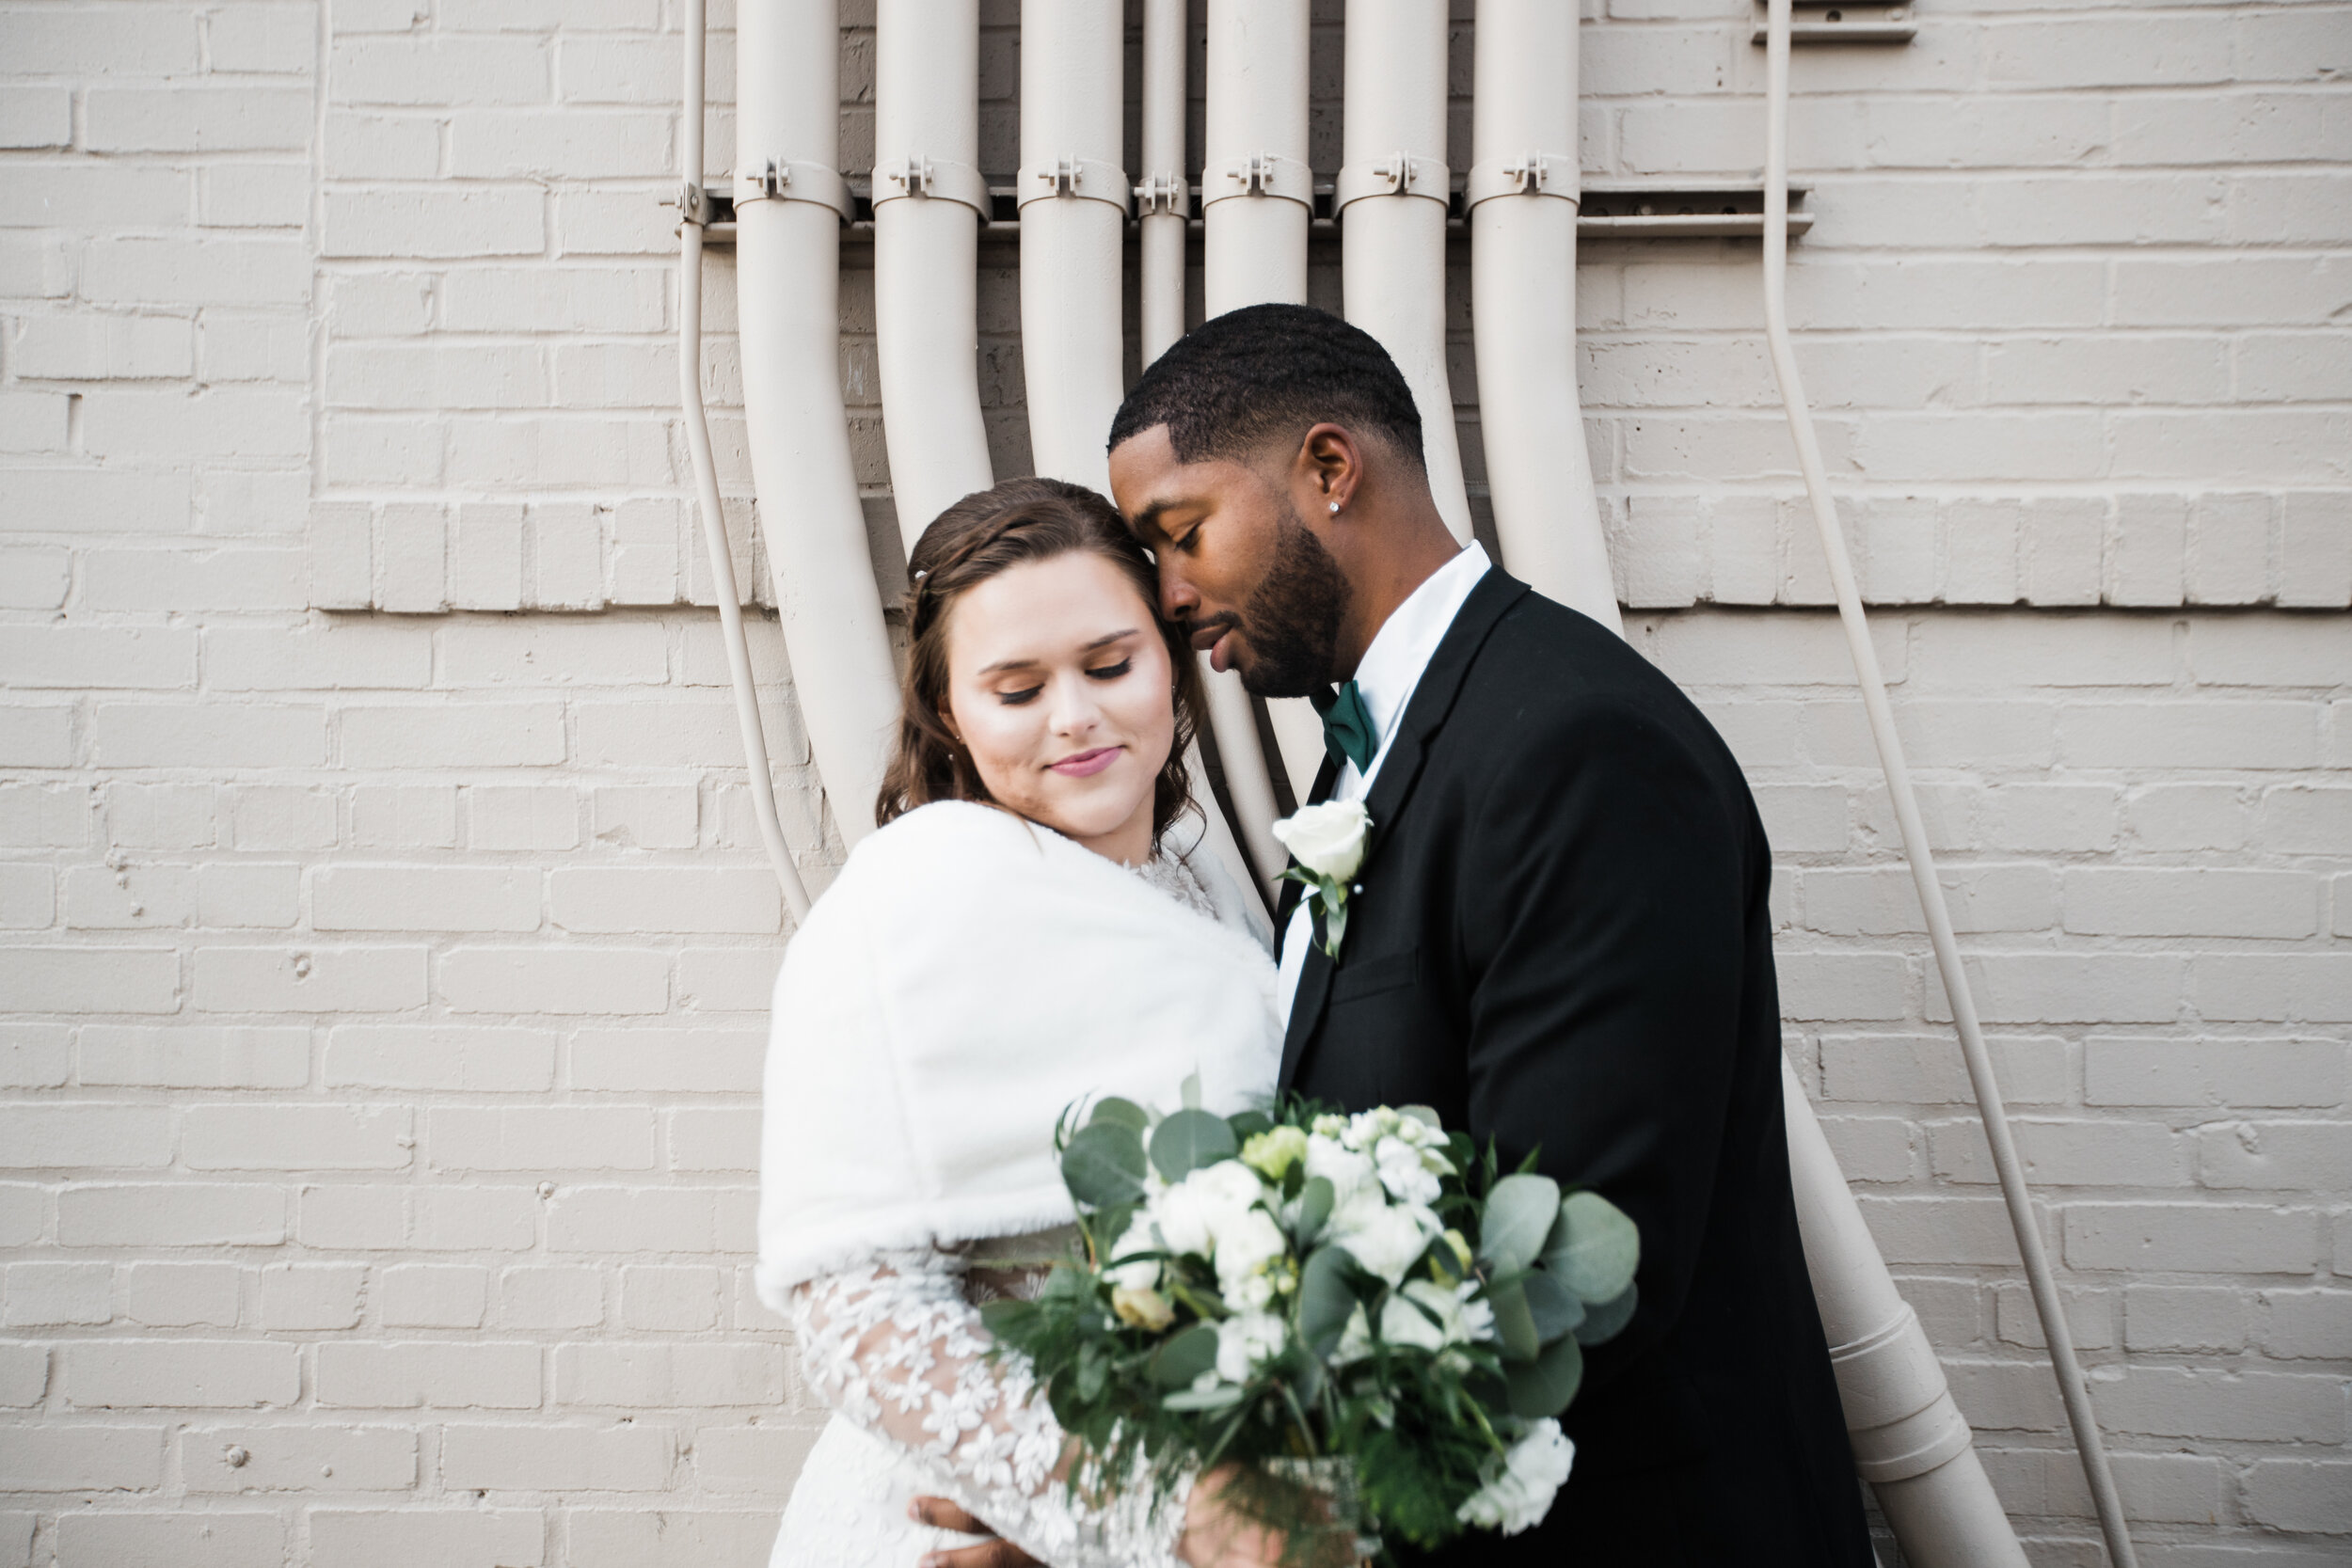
{"left": 1278, "top": 542, "right": 1491, "bottom": 1022}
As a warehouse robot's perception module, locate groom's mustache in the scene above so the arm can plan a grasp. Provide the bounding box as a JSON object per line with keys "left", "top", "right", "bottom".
{"left": 1184, "top": 611, "right": 1240, "bottom": 654}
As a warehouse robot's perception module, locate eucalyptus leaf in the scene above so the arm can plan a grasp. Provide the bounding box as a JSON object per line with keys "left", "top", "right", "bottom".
{"left": 1162, "top": 1383, "right": 1248, "bottom": 1413}
{"left": 1292, "top": 1175, "right": 1335, "bottom": 1248}
{"left": 1573, "top": 1280, "right": 1638, "bottom": 1347}
{"left": 1545, "top": 1190, "right": 1641, "bottom": 1304}
{"left": 978, "top": 1296, "right": 1040, "bottom": 1338}
{"left": 1520, "top": 1268, "right": 1586, "bottom": 1344}
{"left": 1502, "top": 1333, "right": 1584, "bottom": 1419}
{"left": 1486, "top": 1277, "right": 1541, "bottom": 1362}
{"left": 1295, "top": 1244, "right": 1358, "bottom": 1357}
{"left": 1478, "top": 1173, "right": 1563, "bottom": 1275}
{"left": 1149, "top": 1323, "right": 1220, "bottom": 1387}
{"left": 1229, "top": 1109, "right": 1275, "bottom": 1140}
{"left": 1088, "top": 1097, "right": 1150, "bottom": 1134}
{"left": 1397, "top": 1104, "right": 1443, "bottom": 1133}
{"left": 1061, "top": 1121, "right": 1148, "bottom": 1208}
{"left": 1150, "top": 1108, "right": 1239, "bottom": 1184}
{"left": 1181, "top": 1070, "right": 1202, "bottom": 1111}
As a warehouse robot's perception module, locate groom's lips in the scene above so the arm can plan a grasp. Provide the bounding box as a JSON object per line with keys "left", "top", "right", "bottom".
{"left": 1189, "top": 618, "right": 1239, "bottom": 673}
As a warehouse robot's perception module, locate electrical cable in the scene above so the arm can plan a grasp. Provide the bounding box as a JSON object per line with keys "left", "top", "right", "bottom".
{"left": 1760, "top": 3, "right": 2137, "bottom": 1561}
{"left": 680, "top": 0, "right": 814, "bottom": 924}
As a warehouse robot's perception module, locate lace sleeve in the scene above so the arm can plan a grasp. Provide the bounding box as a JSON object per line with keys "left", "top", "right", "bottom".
{"left": 791, "top": 1250, "right": 1186, "bottom": 1568}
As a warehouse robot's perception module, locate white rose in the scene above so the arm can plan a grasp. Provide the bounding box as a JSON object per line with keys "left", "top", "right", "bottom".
{"left": 1379, "top": 1278, "right": 1493, "bottom": 1353}
{"left": 1104, "top": 1213, "right": 1162, "bottom": 1292}
{"left": 1214, "top": 1310, "right": 1289, "bottom": 1383}
{"left": 1154, "top": 1160, "right": 1264, "bottom": 1259}
{"left": 1329, "top": 1199, "right": 1438, "bottom": 1286}
{"left": 1304, "top": 1134, "right": 1380, "bottom": 1209}
{"left": 1374, "top": 1135, "right": 1444, "bottom": 1207}
{"left": 1455, "top": 1420, "right": 1574, "bottom": 1536}
{"left": 1212, "top": 1208, "right": 1292, "bottom": 1309}
{"left": 1270, "top": 800, "right": 1371, "bottom": 881}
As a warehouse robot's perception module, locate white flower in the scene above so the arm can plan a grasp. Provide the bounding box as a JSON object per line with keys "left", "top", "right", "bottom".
{"left": 1377, "top": 1278, "right": 1496, "bottom": 1354}
{"left": 1153, "top": 1160, "right": 1266, "bottom": 1259}
{"left": 1304, "top": 1133, "right": 1380, "bottom": 1209}
{"left": 1329, "top": 1198, "right": 1438, "bottom": 1286}
{"left": 1374, "top": 1134, "right": 1445, "bottom": 1207}
{"left": 1214, "top": 1310, "right": 1289, "bottom": 1383}
{"left": 1455, "top": 1420, "right": 1575, "bottom": 1535}
{"left": 1105, "top": 1213, "right": 1162, "bottom": 1292}
{"left": 1333, "top": 1303, "right": 1375, "bottom": 1365}
{"left": 1212, "top": 1207, "right": 1293, "bottom": 1311}
{"left": 1270, "top": 800, "right": 1371, "bottom": 881}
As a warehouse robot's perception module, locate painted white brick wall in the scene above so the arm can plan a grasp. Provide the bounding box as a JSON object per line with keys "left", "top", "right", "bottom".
{"left": 1, "top": 0, "right": 2345, "bottom": 1564}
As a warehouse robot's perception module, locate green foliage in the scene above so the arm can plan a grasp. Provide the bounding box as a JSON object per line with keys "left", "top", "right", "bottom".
{"left": 1150, "top": 1108, "right": 1239, "bottom": 1183}
{"left": 985, "top": 1093, "right": 1642, "bottom": 1562}
{"left": 1062, "top": 1121, "right": 1149, "bottom": 1207}
{"left": 1545, "top": 1190, "right": 1640, "bottom": 1304}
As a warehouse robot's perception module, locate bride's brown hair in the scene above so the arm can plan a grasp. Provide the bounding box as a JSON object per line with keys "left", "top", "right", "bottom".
{"left": 876, "top": 476, "right": 1205, "bottom": 842}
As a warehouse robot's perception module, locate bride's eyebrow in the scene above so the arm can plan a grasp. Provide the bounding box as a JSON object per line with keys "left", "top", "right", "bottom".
{"left": 976, "top": 629, "right": 1139, "bottom": 676}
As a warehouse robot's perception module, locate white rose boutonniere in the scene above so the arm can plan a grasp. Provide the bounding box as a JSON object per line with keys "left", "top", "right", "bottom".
{"left": 1271, "top": 799, "right": 1371, "bottom": 958}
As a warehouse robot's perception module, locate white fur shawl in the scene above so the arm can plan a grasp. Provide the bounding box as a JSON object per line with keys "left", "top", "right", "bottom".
{"left": 755, "top": 801, "right": 1282, "bottom": 1309}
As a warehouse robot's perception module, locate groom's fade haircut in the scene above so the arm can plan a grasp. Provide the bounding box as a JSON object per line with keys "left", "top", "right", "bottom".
{"left": 1108, "top": 303, "right": 1426, "bottom": 476}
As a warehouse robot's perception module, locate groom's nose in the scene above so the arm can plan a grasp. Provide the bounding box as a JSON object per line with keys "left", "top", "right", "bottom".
{"left": 1155, "top": 563, "right": 1200, "bottom": 624}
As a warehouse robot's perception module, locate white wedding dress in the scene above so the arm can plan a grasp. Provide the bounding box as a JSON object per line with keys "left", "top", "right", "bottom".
{"left": 757, "top": 803, "right": 1282, "bottom": 1568}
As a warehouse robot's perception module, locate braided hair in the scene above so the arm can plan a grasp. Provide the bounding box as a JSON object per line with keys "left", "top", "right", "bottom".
{"left": 876, "top": 476, "right": 1205, "bottom": 843}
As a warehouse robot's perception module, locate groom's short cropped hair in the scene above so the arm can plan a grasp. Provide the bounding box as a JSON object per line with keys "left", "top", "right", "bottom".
{"left": 1108, "top": 303, "right": 1426, "bottom": 474}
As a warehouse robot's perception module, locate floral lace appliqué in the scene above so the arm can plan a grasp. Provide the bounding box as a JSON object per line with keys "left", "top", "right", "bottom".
{"left": 792, "top": 1250, "right": 1184, "bottom": 1568}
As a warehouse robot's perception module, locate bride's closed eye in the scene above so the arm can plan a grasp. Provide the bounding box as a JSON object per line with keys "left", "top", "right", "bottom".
{"left": 1086, "top": 657, "right": 1134, "bottom": 681}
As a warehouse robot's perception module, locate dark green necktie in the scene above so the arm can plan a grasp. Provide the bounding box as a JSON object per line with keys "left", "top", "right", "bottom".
{"left": 1311, "top": 680, "right": 1375, "bottom": 772}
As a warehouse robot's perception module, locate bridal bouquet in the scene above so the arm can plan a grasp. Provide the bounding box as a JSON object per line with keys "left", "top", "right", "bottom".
{"left": 982, "top": 1091, "right": 1640, "bottom": 1558}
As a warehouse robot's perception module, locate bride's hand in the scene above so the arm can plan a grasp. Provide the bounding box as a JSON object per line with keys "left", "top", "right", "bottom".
{"left": 909, "top": 1497, "right": 1040, "bottom": 1568}
{"left": 1177, "top": 1465, "right": 1359, "bottom": 1568}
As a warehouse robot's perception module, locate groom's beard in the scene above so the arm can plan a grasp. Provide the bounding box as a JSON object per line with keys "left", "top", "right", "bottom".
{"left": 1229, "top": 502, "right": 1352, "bottom": 699}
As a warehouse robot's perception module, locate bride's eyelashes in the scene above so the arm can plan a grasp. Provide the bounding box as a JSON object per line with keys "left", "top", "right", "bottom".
{"left": 994, "top": 660, "right": 1133, "bottom": 707}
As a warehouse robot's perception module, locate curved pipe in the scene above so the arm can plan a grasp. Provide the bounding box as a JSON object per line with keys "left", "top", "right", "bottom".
{"left": 1019, "top": 0, "right": 1127, "bottom": 497}
{"left": 736, "top": 0, "right": 899, "bottom": 844}
{"left": 678, "top": 0, "right": 811, "bottom": 922}
{"left": 1203, "top": 0, "right": 1325, "bottom": 812}
{"left": 1136, "top": 0, "right": 1266, "bottom": 899}
{"left": 1783, "top": 1059, "right": 2027, "bottom": 1568}
{"left": 1762, "top": 4, "right": 2138, "bottom": 1562}
{"left": 1469, "top": 0, "right": 1620, "bottom": 633}
{"left": 1341, "top": 0, "right": 1472, "bottom": 545}
{"left": 874, "top": 0, "right": 993, "bottom": 552}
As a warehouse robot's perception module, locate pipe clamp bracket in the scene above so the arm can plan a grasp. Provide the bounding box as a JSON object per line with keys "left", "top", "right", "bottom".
{"left": 734, "top": 158, "right": 852, "bottom": 220}
{"left": 1135, "top": 170, "right": 1190, "bottom": 217}
{"left": 1466, "top": 150, "right": 1580, "bottom": 209}
{"left": 1335, "top": 152, "right": 1450, "bottom": 213}
{"left": 871, "top": 154, "right": 992, "bottom": 218}
{"left": 1016, "top": 157, "right": 1135, "bottom": 214}
{"left": 1201, "top": 151, "right": 1313, "bottom": 209}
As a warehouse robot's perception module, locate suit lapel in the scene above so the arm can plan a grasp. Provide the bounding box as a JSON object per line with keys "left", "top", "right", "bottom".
{"left": 1277, "top": 570, "right": 1532, "bottom": 1088}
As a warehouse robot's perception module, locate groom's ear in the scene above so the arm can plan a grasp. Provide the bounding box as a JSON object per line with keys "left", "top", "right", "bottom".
{"left": 1292, "top": 423, "right": 1363, "bottom": 523}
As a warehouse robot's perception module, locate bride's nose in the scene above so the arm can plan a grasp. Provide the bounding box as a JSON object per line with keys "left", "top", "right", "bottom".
{"left": 1046, "top": 673, "right": 1103, "bottom": 736}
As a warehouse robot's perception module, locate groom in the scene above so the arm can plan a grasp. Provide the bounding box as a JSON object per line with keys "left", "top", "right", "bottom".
{"left": 1103, "top": 304, "right": 1873, "bottom": 1565}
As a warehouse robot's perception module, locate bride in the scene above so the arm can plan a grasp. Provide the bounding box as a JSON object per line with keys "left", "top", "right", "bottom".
{"left": 756, "top": 478, "right": 1286, "bottom": 1567}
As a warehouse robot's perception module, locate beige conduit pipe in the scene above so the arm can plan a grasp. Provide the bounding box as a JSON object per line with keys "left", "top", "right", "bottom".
{"left": 1203, "top": 0, "right": 1327, "bottom": 811}
{"left": 1131, "top": 0, "right": 1266, "bottom": 898}
{"left": 735, "top": 0, "right": 898, "bottom": 846}
{"left": 1019, "top": 0, "right": 1129, "bottom": 498}
{"left": 677, "top": 0, "right": 812, "bottom": 924}
{"left": 1762, "top": 3, "right": 2140, "bottom": 1562}
{"left": 1463, "top": 5, "right": 2030, "bottom": 1559}
{"left": 1468, "top": 0, "right": 1621, "bottom": 634}
{"left": 1340, "top": 0, "right": 1473, "bottom": 546}
{"left": 874, "top": 0, "right": 993, "bottom": 553}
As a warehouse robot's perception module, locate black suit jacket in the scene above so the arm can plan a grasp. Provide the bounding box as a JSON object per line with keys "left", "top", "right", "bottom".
{"left": 1277, "top": 570, "right": 1872, "bottom": 1567}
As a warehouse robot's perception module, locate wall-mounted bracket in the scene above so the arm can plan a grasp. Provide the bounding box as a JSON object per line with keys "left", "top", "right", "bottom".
{"left": 680, "top": 178, "right": 1811, "bottom": 245}
{"left": 1750, "top": 1, "right": 1916, "bottom": 45}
